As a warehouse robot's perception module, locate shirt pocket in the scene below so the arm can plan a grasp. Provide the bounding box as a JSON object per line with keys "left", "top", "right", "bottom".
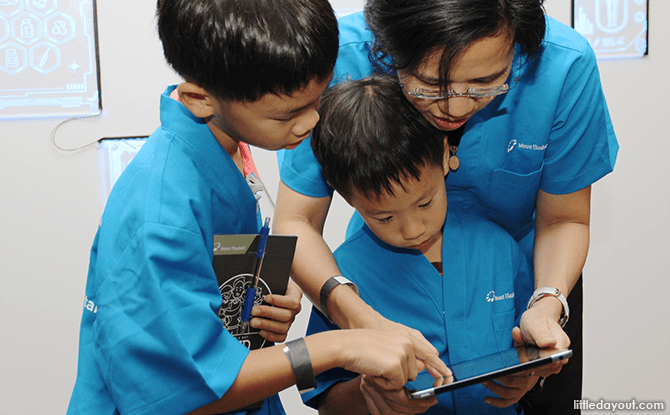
{"left": 487, "top": 163, "right": 544, "bottom": 239}
{"left": 491, "top": 309, "right": 516, "bottom": 351}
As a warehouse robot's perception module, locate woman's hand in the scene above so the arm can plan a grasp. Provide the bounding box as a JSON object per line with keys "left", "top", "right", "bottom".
{"left": 519, "top": 297, "right": 571, "bottom": 350}
{"left": 249, "top": 279, "right": 302, "bottom": 343}
{"left": 483, "top": 327, "right": 561, "bottom": 408}
{"left": 518, "top": 298, "right": 571, "bottom": 375}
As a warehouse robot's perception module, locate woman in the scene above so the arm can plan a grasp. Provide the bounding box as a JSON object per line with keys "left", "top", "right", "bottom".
{"left": 274, "top": 0, "right": 618, "bottom": 413}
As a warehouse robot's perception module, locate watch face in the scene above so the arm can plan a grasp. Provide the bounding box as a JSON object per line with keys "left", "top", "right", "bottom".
{"left": 539, "top": 287, "right": 560, "bottom": 297}
{"left": 536, "top": 288, "right": 560, "bottom": 301}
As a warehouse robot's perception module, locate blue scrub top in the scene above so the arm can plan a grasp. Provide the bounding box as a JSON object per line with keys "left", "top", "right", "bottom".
{"left": 68, "top": 86, "right": 284, "bottom": 415}
{"left": 280, "top": 12, "right": 618, "bottom": 251}
{"left": 302, "top": 210, "right": 533, "bottom": 414}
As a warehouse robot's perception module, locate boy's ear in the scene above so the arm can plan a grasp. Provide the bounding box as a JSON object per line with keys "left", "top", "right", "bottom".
{"left": 177, "top": 82, "right": 216, "bottom": 119}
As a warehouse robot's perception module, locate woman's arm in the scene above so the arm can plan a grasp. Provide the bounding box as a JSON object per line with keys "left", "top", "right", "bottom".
{"left": 273, "top": 181, "right": 393, "bottom": 329}
{"left": 534, "top": 186, "right": 591, "bottom": 296}
{"left": 521, "top": 186, "right": 591, "bottom": 348}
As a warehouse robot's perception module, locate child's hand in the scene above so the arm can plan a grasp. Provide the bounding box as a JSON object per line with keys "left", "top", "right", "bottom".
{"left": 360, "top": 374, "right": 438, "bottom": 415}
{"left": 249, "top": 279, "right": 302, "bottom": 343}
{"left": 482, "top": 371, "right": 538, "bottom": 408}
{"left": 337, "top": 328, "right": 451, "bottom": 390}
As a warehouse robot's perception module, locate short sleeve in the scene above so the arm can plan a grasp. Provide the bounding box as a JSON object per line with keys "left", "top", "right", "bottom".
{"left": 279, "top": 12, "right": 376, "bottom": 198}
{"left": 279, "top": 138, "right": 333, "bottom": 197}
{"left": 539, "top": 24, "right": 619, "bottom": 194}
{"left": 93, "top": 223, "right": 249, "bottom": 415}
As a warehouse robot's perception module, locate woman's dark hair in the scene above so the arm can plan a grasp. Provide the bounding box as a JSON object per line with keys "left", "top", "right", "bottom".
{"left": 365, "top": 0, "right": 545, "bottom": 83}
{"left": 312, "top": 75, "right": 444, "bottom": 200}
{"left": 157, "top": 0, "right": 338, "bottom": 102}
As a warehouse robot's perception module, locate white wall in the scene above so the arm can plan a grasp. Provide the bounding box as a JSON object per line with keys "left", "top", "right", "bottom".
{"left": 543, "top": 0, "right": 670, "bottom": 409}
{"left": 0, "top": 1, "right": 667, "bottom": 414}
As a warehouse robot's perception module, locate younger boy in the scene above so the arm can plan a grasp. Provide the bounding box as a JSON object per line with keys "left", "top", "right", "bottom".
{"left": 66, "top": 2, "right": 448, "bottom": 415}
{"left": 303, "top": 75, "right": 537, "bottom": 414}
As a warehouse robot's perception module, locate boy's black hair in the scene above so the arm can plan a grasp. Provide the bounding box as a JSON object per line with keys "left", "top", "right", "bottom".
{"left": 311, "top": 75, "right": 444, "bottom": 200}
{"left": 157, "top": 0, "right": 338, "bottom": 102}
{"left": 365, "top": 0, "right": 546, "bottom": 84}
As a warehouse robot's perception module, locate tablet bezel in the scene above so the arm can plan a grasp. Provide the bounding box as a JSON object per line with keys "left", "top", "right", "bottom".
{"left": 408, "top": 347, "right": 573, "bottom": 399}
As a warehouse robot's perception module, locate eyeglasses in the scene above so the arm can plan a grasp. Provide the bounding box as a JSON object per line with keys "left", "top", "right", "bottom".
{"left": 399, "top": 82, "right": 512, "bottom": 100}
{"left": 398, "top": 71, "right": 519, "bottom": 100}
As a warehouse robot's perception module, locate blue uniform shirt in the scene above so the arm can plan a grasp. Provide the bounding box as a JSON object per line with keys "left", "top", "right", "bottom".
{"left": 280, "top": 12, "right": 618, "bottom": 255}
{"left": 67, "top": 86, "right": 285, "bottom": 415}
{"left": 302, "top": 211, "right": 533, "bottom": 414}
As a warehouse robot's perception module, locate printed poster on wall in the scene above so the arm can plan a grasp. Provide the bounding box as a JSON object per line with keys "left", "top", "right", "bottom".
{"left": 573, "top": 0, "right": 648, "bottom": 60}
{"left": 0, "top": 0, "right": 101, "bottom": 119}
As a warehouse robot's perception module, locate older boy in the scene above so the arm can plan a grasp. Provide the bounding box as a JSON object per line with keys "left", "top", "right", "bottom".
{"left": 66, "top": 2, "right": 448, "bottom": 415}
{"left": 303, "top": 76, "right": 538, "bottom": 414}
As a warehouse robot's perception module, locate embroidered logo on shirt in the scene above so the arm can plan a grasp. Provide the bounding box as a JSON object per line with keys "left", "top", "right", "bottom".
{"left": 486, "top": 290, "right": 515, "bottom": 303}
{"left": 507, "top": 138, "right": 547, "bottom": 153}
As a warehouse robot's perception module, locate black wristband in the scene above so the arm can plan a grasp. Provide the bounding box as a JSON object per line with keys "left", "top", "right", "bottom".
{"left": 319, "top": 276, "right": 358, "bottom": 322}
{"left": 283, "top": 338, "right": 317, "bottom": 393}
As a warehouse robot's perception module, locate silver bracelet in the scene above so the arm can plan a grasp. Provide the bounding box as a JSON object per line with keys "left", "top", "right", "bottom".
{"left": 319, "top": 275, "right": 359, "bottom": 322}
{"left": 283, "top": 338, "right": 317, "bottom": 393}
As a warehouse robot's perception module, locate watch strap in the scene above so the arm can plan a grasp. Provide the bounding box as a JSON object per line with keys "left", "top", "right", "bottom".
{"left": 319, "top": 275, "right": 359, "bottom": 322}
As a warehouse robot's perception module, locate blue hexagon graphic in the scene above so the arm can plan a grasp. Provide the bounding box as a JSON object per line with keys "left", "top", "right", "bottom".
{"left": 25, "top": 0, "right": 56, "bottom": 17}
{"left": 11, "top": 11, "right": 41, "bottom": 45}
{"left": 44, "top": 11, "right": 73, "bottom": 44}
{"left": 30, "top": 40, "right": 59, "bottom": 73}
{"left": 0, "top": 41, "right": 27, "bottom": 74}
{"left": 0, "top": 0, "right": 23, "bottom": 18}
{"left": 0, "top": 16, "right": 9, "bottom": 42}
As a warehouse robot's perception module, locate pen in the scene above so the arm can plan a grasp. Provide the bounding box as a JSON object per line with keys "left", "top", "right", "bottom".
{"left": 241, "top": 217, "right": 270, "bottom": 332}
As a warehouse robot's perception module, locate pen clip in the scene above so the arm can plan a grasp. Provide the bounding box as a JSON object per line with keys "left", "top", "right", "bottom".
{"left": 256, "top": 217, "right": 271, "bottom": 260}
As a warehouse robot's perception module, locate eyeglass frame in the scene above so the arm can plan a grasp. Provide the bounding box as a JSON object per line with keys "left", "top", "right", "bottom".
{"left": 397, "top": 60, "right": 521, "bottom": 100}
